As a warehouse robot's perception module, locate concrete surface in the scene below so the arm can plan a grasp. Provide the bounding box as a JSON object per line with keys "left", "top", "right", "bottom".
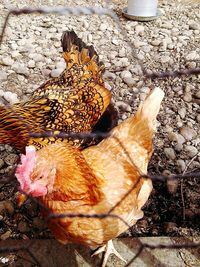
{"left": 0, "top": 237, "right": 199, "bottom": 266}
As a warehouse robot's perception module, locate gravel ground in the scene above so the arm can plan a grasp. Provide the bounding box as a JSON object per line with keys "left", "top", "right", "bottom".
{"left": 0, "top": 0, "right": 199, "bottom": 248}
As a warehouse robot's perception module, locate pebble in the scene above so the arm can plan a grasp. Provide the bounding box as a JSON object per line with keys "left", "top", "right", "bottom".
{"left": 33, "top": 217, "right": 46, "bottom": 230}
{"left": 123, "top": 77, "right": 135, "bottom": 87}
{"left": 189, "top": 22, "right": 199, "bottom": 30}
{"left": 111, "top": 39, "right": 119, "bottom": 45}
{"left": 164, "top": 222, "right": 177, "bottom": 233}
{"left": 168, "top": 132, "right": 185, "bottom": 144}
{"left": 4, "top": 154, "right": 18, "bottom": 166}
{"left": 167, "top": 179, "right": 178, "bottom": 194}
{"left": 183, "top": 92, "right": 192, "bottom": 102}
{"left": 1, "top": 57, "right": 14, "bottom": 66}
{"left": 177, "top": 159, "right": 186, "bottom": 172}
{"left": 0, "top": 230, "right": 11, "bottom": 240}
{"left": 184, "top": 145, "right": 198, "bottom": 158}
{"left": 0, "top": 71, "right": 8, "bottom": 81}
{"left": 120, "top": 70, "right": 132, "bottom": 79}
{"left": 195, "top": 90, "right": 200, "bottom": 99}
{"left": 180, "top": 126, "right": 197, "bottom": 140}
{"left": 0, "top": 200, "right": 14, "bottom": 215}
{"left": 115, "top": 101, "right": 132, "bottom": 112}
{"left": 41, "top": 69, "right": 51, "bottom": 76}
{"left": 51, "top": 68, "right": 63, "bottom": 78}
{"left": 103, "top": 71, "right": 116, "bottom": 80}
{"left": 99, "top": 23, "right": 107, "bottom": 31}
{"left": 186, "top": 51, "right": 199, "bottom": 61}
{"left": 0, "top": 90, "right": 19, "bottom": 104}
{"left": 55, "top": 61, "right": 66, "bottom": 70}
{"left": 0, "top": 159, "right": 4, "bottom": 168}
{"left": 164, "top": 148, "right": 176, "bottom": 160}
{"left": 178, "top": 108, "right": 186, "bottom": 119}
{"left": 17, "top": 221, "right": 30, "bottom": 233}
{"left": 27, "top": 60, "right": 36, "bottom": 68}
{"left": 151, "top": 39, "right": 161, "bottom": 46}
{"left": 162, "top": 22, "right": 173, "bottom": 29}
{"left": 135, "top": 25, "right": 145, "bottom": 35}
{"left": 12, "top": 63, "right": 29, "bottom": 76}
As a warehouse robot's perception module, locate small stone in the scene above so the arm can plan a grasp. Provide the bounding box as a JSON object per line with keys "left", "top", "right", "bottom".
{"left": 122, "top": 114, "right": 127, "bottom": 120}
{"left": 184, "top": 145, "right": 198, "bottom": 158}
{"left": 112, "top": 39, "right": 119, "bottom": 45}
{"left": 137, "top": 219, "right": 148, "bottom": 233}
{"left": 168, "top": 132, "right": 185, "bottom": 144}
{"left": 0, "top": 71, "right": 7, "bottom": 81}
{"left": 4, "top": 154, "right": 18, "bottom": 166}
{"left": 32, "top": 54, "right": 44, "bottom": 62}
{"left": 41, "top": 69, "right": 51, "bottom": 76}
{"left": 120, "top": 70, "right": 132, "bottom": 79}
{"left": 119, "top": 58, "right": 130, "bottom": 67}
{"left": 87, "top": 33, "right": 93, "bottom": 43}
{"left": 167, "top": 179, "right": 178, "bottom": 194}
{"left": 11, "top": 51, "right": 20, "bottom": 59}
{"left": 18, "top": 221, "right": 30, "bottom": 233}
{"left": 177, "top": 159, "right": 186, "bottom": 172}
{"left": 180, "top": 127, "right": 197, "bottom": 141}
{"left": 162, "top": 22, "right": 173, "bottom": 29}
{"left": 178, "top": 108, "right": 186, "bottom": 119}
{"left": 0, "top": 159, "right": 4, "bottom": 168}
{"left": 2, "top": 57, "right": 14, "bottom": 66}
{"left": 195, "top": 90, "right": 200, "bottom": 99}
{"left": 55, "top": 61, "right": 66, "bottom": 70}
{"left": 164, "top": 148, "right": 176, "bottom": 160}
{"left": 183, "top": 93, "right": 192, "bottom": 102}
{"left": 115, "top": 101, "right": 131, "bottom": 112}
{"left": 0, "top": 91, "right": 19, "bottom": 104}
{"left": 151, "top": 40, "right": 161, "bottom": 46}
{"left": 0, "top": 200, "right": 14, "bottom": 215}
{"left": 33, "top": 217, "right": 46, "bottom": 230}
{"left": 3, "top": 200, "right": 14, "bottom": 215}
{"left": 135, "top": 25, "right": 145, "bottom": 35}
{"left": 189, "top": 22, "right": 199, "bottom": 30}
{"left": 164, "top": 222, "right": 177, "bottom": 233}
{"left": 160, "top": 56, "right": 170, "bottom": 63}
{"left": 123, "top": 77, "right": 135, "bottom": 87}
{"left": 174, "top": 143, "right": 183, "bottom": 152}
{"left": 1, "top": 230, "right": 11, "bottom": 240}
{"left": 103, "top": 71, "right": 116, "bottom": 80}
{"left": 50, "top": 68, "right": 63, "bottom": 78}
{"left": 197, "top": 114, "right": 200, "bottom": 123}
{"left": 186, "top": 51, "right": 199, "bottom": 61}
{"left": 83, "top": 20, "right": 89, "bottom": 29}
{"left": 99, "top": 23, "right": 107, "bottom": 31}
{"left": 12, "top": 63, "right": 29, "bottom": 76}
{"left": 118, "top": 47, "right": 126, "bottom": 57}
{"left": 27, "top": 60, "right": 35, "bottom": 68}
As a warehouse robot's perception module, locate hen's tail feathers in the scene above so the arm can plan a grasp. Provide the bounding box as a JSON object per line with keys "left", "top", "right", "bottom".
{"left": 61, "top": 31, "right": 105, "bottom": 82}
{"left": 114, "top": 87, "right": 164, "bottom": 155}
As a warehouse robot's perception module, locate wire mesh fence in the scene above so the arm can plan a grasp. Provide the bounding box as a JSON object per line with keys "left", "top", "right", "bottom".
{"left": 0, "top": 1, "right": 200, "bottom": 266}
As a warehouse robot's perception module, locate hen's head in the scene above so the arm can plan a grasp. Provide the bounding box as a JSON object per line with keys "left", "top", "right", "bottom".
{"left": 15, "top": 146, "right": 56, "bottom": 197}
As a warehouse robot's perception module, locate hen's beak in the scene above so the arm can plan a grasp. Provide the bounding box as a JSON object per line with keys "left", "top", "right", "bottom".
{"left": 16, "top": 192, "right": 28, "bottom": 207}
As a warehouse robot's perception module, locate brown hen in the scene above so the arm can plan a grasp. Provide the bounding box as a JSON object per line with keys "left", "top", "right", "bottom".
{"left": 0, "top": 31, "right": 112, "bottom": 151}
{"left": 16, "top": 87, "right": 164, "bottom": 266}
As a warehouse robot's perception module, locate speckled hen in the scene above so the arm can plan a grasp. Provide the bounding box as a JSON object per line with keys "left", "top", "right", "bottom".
{"left": 0, "top": 31, "right": 112, "bottom": 151}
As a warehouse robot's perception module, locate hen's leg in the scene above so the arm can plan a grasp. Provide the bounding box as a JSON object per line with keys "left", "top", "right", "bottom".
{"left": 92, "top": 240, "right": 126, "bottom": 267}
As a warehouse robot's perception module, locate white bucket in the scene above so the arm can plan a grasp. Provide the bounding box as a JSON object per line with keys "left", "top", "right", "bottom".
{"left": 127, "top": 0, "right": 158, "bottom": 17}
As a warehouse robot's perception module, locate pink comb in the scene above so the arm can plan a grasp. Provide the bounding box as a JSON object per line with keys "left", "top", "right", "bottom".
{"left": 15, "top": 146, "right": 36, "bottom": 192}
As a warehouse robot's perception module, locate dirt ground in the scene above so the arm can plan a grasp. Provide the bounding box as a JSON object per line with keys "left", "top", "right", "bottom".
{"left": 0, "top": 0, "right": 199, "bottom": 265}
